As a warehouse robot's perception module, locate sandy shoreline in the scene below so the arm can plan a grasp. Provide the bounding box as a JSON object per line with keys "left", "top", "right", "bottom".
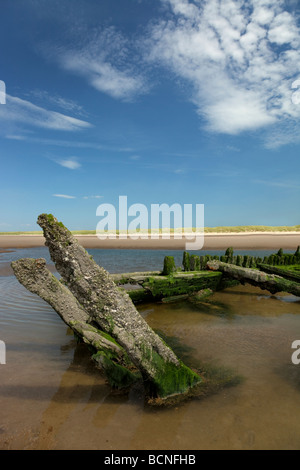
{"left": 0, "top": 232, "right": 299, "bottom": 250}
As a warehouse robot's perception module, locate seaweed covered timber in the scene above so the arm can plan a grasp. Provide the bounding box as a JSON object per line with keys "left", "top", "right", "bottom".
{"left": 114, "top": 246, "right": 300, "bottom": 304}
{"left": 11, "top": 214, "right": 202, "bottom": 403}
{"left": 10, "top": 215, "right": 300, "bottom": 403}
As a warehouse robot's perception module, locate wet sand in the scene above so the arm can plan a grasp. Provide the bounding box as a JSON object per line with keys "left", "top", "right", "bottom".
{"left": 0, "top": 281, "right": 300, "bottom": 450}
{"left": 0, "top": 232, "right": 299, "bottom": 250}
{"left": 1, "top": 246, "right": 300, "bottom": 450}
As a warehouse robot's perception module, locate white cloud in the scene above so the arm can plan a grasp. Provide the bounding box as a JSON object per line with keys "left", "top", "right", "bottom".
{"left": 62, "top": 54, "right": 145, "bottom": 100}
{"left": 53, "top": 194, "right": 76, "bottom": 199}
{"left": 83, "top": 195, "right": 103, "bottom": 199}
{"left": 57, "top": 158, "right": 81, "bottom": 170}
{"left": 29, "top": 89, "right": 86, "bottom": 116}
{"left": 147, "top": 0, "right": 300, "bottom": 143}
{"left": 202, "top": 84, "right": 276, "bottom": 134}
{"left": 252, "top": 7, "right": 274, "bottom": 26}
{"left": 268, "top": 11, "right": 299, "bottom": 45}
{"left": 0, "top": 95, "right": 91, "bottom": 131}
{"left": 56, "top": 28, "right": 147, "bottom": 101}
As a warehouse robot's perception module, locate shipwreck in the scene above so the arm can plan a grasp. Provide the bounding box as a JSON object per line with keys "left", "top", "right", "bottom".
{"left": 11, "top": 214, "right": 300, "bottom": 404}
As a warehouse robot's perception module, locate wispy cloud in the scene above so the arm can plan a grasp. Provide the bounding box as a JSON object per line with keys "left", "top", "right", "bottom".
{"left": 147, "top": 0, "right": 300, "bottom": 144}
{"left": 28, "top": 89, "right": 86, "bottom": 116}
{"left": 53, "top": 194, "right": 76, "bottom": 199}
{"left": 5, "top": 134, "right": 27, "bottom": 141}
{"left": 254, "top": 179, "right": 300, "bottom": 189}
{"left": 129, "top": 155, "right": 141, "bottom": 160}
{"left": 226, "top": 145, "right": 240, "bottom": 152}
{"left": 57, "top": 158, "right": 81, "bottom": 170}
{"left": 55, "top": 27, "right": 148, "bottom": 101}
{"left": 53, "top": 193, "right": 103, "bottom": 199}
{"left": 0, "top": 95, "right": 92, "bottom": 131}
{"left": 5, "top": 134, "right": 135, "bottom": 152}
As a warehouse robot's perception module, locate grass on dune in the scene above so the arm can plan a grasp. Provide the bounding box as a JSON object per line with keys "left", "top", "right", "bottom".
{"left": 0, "top": 225, "right": 299, "bottom": 236}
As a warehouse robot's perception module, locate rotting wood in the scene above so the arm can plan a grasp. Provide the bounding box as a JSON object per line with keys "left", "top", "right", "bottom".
{"left": 12, "top": 214, "right": 202, "bottom": 400}
{"left": 207, "top": 260, "right": 300, "bottom": 296}
{"left": 11, "top": 258, "right": 141, "bottom": 389}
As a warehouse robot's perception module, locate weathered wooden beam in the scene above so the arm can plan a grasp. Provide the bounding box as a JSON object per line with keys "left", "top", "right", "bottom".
{"left": 32, "top": 214, "right": 201, "bottom": 399}
{"left": 207, "top": 260, "right": 300, "bottom": 296}
{"left": 142, "top": 272, "right": 223, "bottom": 299}
{"left": 257, "top": 264, "right": 300, "bottom": 283}
{"left": 11, "top": 258, "right": 140, "bottom": 388}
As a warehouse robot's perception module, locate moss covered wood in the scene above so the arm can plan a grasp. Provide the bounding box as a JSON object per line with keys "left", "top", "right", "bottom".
{"left": 182, "top": 251, "right": 190, "bottom": 271}
{"left": 257, "top": 264, "right": 300, "bottom": 283}
{"left": 10, "top": 258, "right": 140, "bottom": 388}
{"left": 207, "top": 260, "right": 300, "bottom": 297}
{"left": 32, "top": 214, "right": 202, "bottom": 399}
{"left": 189, "top": 255, "right": 200, "bottom": 271}
{"left": 162, "top": 256, "right": 177, "bottom": 275}
{"left": 142, "top": 272, "right": 223, "bottom": 298}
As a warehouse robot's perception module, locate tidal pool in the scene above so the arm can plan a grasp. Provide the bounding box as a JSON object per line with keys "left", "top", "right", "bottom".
{"left": 0, "top": 249, "right": 300, "bottom": 450}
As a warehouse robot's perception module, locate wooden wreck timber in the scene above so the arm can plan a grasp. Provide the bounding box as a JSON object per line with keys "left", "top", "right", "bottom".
{"left": 118, "top": 248, "right": 300, "bottom": 304}
{"left": 114, "top": 271, "right": 224, "bottom": 304}
{"left": 11, "top": 214, "right": 202, "bottom": 401}
{"left": 11, "top": 221, "right": 300, "bottom": 402}
{"left": 257, "top": 264, "right": 300, "bottom": 283}
{"left": 11, "top": 258, "right": 141, "bottom": 389}
{"left": 207, "top": 260, "right": 300, "bottom": 297}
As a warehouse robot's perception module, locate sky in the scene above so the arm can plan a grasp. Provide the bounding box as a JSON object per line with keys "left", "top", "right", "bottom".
{"left": 1, "top": 0, "right": 300, "bottom": 231}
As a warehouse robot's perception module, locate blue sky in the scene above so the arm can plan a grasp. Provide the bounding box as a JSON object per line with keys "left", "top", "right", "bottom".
{"left": 1, "top": 0, "right": 300, "bottom": 231}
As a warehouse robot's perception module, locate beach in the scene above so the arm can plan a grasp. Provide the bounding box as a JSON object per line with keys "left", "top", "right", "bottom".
{"left": 0, "top": 231, "right": 299, "bottom": 250}
{"left": 1, "top": 231, "right": 300, "bottom": 450}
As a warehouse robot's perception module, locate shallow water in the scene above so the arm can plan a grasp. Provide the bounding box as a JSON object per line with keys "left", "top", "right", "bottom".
{"left": 0, "top": 249, "right": 300, "bottom": 450}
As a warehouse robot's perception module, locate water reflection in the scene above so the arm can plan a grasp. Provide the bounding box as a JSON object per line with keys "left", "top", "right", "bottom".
{"left": 1, "top": 248, "right": 300, "bottom": 449}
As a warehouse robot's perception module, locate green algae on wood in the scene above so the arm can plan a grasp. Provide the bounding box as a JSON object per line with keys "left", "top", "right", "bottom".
{"left": 29, "top": 213, "right": 203, "bottom": 401}
{"left": 207, "top": 260, "right": 300, "bottom": 297}
{"left": 182, "top": 251, "right": 190, "bottom": 271}
{"left": 189, "top": 254, "right": 200, "bottom": 271}
{"left": 126, "top": 288, "right": 154, "bottom": 304}
{"left": 257, "top": 264, "right": 300, "bottom": 283}
{"left": 10, "top": 258, "right": 143, "bottom": 392}
{"left": 162, "top": 256, "right": 177, "bottom": 275}
{"left": 92, "top": 350, "right": 141, "bottom": 389}
{"left": 142, "top": 272, "right": 223, "bottom": 299}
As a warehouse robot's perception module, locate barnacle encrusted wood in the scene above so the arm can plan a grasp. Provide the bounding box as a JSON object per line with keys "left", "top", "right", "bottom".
{"left": 11, "top": 257, "right": 140, "bottom": 388}
{"left": 14, "top": 213, "right": 201, "bottom": 399}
